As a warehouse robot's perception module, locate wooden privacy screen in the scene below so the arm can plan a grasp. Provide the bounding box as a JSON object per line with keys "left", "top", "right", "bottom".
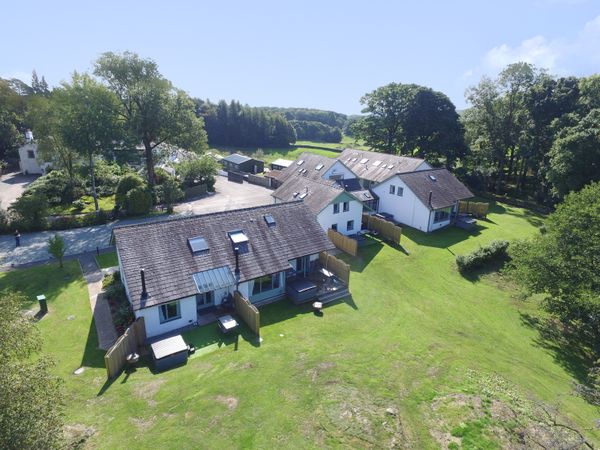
{"left": 327, "top": 229, "right": 358, "bottom": 256}
{"left": 234, "top": 291, "right": 260, "bottom": 336}
{"left": 319, "top": 251, "right": 350, "bottom": 285}
{"left": 104, "top": 317, "right": 146, "bottom": 380}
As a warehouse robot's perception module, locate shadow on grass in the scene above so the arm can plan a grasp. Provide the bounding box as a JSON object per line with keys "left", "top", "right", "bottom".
{"left": 519, "top": 312, "right": 595, "bottom": 386}
{"left": 458, "top": 258, "right": 510, "bottom": 282}
{"left": 183, "top": 320, "right": 259, "bottom": 351}
{"left": 80, "top": 318, "right": 106, "bottom": 369}
{"left": 404, "top": 225, "right": 483, "bottom": 249}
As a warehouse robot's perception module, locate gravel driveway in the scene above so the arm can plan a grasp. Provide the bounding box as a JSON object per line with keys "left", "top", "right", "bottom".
{"left": 0, "top": 176, "right": 274, "bottom": 268}
{"left": 0, "top": 171, "right": 37, "bottom": 207}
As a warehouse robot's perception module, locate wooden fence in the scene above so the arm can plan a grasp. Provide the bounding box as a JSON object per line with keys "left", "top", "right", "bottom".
{"left": 327, "top": 229, "right": 358, "bottom": 256}
{"left": 319, "top": 251, "right": 351, "bottom": 285}
{"left": 104, "top": 317, "right": 146, "bottom": 380}
{"left": 361, "top": 214, "right": 402, "bottom": 245}
{"left": 458, "top": 201, "right": 489, "bottom": 218}
{"left": 246, "top": 173, "right": 272, "bottom": 188}
{"left": 234, "top": 291, "right": 260, "bottom": 337}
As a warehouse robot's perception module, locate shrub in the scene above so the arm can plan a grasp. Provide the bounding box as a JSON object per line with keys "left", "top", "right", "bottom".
{"left": 26, "top": 169, "right": 85, "bottom": 205}
{"left": 456, "top": 240, "right": 509, "bottom": 272}
{"left": 10, "top": 193, "right": 48, "bottom": 231}
{"left": 176, "top": 155, "right": 217, "bottom": 189}
{"left": 48, "top": 234, "right": 66, "bottom": 268}
{"left": 88, "top": 158, "right": 127, "bottom": 196}
{"left": 72, "top": 199, "right": 86, "bottom": 211}
{"left": 125, "top": 187, "right": 152, "bottom": 216}
{"left": 115, "top": 173, "right": 145, "bottom": 209}
{"left": 156, "top": 176, "right": 184, "bottom": 213}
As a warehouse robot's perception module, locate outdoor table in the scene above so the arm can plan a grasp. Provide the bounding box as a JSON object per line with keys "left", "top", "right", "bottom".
{"left": 218, "top": 314, "right": 239, "bottom": 334}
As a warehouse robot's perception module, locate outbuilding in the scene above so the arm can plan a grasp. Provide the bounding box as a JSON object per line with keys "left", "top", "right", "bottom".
{"left": 221, "top": 153, "right": 264, "bottom": 174}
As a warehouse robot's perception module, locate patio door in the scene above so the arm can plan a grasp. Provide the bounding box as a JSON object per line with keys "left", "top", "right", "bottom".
{"left": 196, "top": 291, "right": 214, "bottom": 315}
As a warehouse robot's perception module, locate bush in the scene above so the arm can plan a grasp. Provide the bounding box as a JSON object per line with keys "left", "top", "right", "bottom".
{"left": 115, "top": 173, "right": 145, "bottom": 209}
{"left": 10, "top": 193, "right": 48, "bottom": 231}
{"left": 156, "top": 176, "right": 184, "bottom": 214}
{"left": 46, "top": 209, "right": 111, "bottom": 231}
{"left": 456, "top": 240, "right": 509, "bottom": 272}
{"left": 26, "top": 170, "right": 85, "bottom": 205}
{"left": 176, "top": 155, "right": 218, "bottom": 189}
{"left": 125, "top": 187, "right": 152, "bottom": 216}
{"left": 88, "top": 159, "right": 127, "bottom": 196}
{"left": 72, "top": 199, "right": 86, "bottom": 211}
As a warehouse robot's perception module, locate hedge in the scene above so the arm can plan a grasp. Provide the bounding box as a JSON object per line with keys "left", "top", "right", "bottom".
{"left": 456, "top": 240, "right": 510, "bottom": 272}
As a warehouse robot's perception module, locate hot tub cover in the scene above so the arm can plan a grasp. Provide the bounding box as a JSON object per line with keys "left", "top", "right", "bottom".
{"left": 151, "top": 335, "right": 188, "bottom": 360}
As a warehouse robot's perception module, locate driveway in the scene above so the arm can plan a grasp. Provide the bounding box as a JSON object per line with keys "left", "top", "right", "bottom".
{"left": 174, "top": 176, "right": 273, "bottom": 215}
{"left": 0, "top": 171, "right": 38, "bottom": 207}
{"left": 0, "top": 176, "right": 274, "bottom": 267}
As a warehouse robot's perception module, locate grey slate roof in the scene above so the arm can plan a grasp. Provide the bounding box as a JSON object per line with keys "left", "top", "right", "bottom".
{"left": 222, "top": 153, "right": 252, "bottom": 164}
{"left": 398, "top": 169, "right": 473, "bottom": 210}
{"left": 339, "top": 148, "right": 428, "bottom": 183}
{"left": 272, "top": 176, "right": 350, "bottom": 215}
{"left": 113, "top": 202, "right": 335, "bottom": 310}
{"left": 276, "top": 152, "right": 338, "bottom": 183}
{"left": 336, "top": 178, "right": 378, "bottom": 202}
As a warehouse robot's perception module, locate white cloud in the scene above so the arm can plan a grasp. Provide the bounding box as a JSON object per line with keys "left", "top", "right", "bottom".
{"left": 480, "top": 14, "right": 600, "bottom": 76}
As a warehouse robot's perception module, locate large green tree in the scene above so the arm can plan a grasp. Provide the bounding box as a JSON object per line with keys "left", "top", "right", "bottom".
{"left": 94, "top": 51, "right": 207, "bottom": 189}
{"left": 510, "top": 182, "right": 600, "bottom": 351}
{"left": 0, "top": 291, "right": 64, "bottom": 449}
{"left": 352, "top": 83, "right": 466, "bottom": 166}
{"left": 52, "top": 73, "right": 122, "bottom": 212}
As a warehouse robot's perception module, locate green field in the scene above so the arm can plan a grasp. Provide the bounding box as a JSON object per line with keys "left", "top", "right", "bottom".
{"left": 1, "top": 200, "right": 597, "bottom": 448}
{"left": 95, "top": 251, "right": 118, "bottom": 269}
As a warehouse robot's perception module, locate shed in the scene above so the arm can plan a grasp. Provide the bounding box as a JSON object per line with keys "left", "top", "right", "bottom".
{"left": 221, "top": 153, "right": 264, "bottom": 174}
{"left": 270, "top": 158, "right": 294, "bottom": 171}
{"left": 150, "top": 335, "right": 189, "bottom": 371}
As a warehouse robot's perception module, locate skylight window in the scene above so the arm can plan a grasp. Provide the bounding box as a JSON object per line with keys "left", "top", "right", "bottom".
{"left": 264, "top": 214, "right": 276, "bottom": 226}
{"left": 293, "top": 192, "right": 299, "bottom": 197}
{"left": 296, "top": 160, "right": 305, "bottom": 166}
{"left": 299, "top": 192, "right": 308, "bottom": 199}
{"left": 228, "top": 230, "right": 249, "bottom": 245}
{"left": 351, "top": 157, "right": 358, "bottom": 162}
{"left": 381, "top": 164, "right": 388, "bottom": 168}
{"left": 188, "top": 236, "right": 209, "bottom": 254}
{"left": 429, "top": 174, "right": 437, "bottom": 181}
{"left": 360, "top": 158, "right": 369, "bottom": 164}
{"left": 373, "top": 161, "right": 381, "bottom": 167}
{"left": 315, "top": 164, "right": 324, "bottom": 171}
{"left": 387, "top": 164, "right": 394, "bottom": 169}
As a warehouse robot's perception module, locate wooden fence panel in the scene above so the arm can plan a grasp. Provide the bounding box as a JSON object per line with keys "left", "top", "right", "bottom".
{"left": 459, "top": 201, "right": 489, "bottom": 218}
{"left": 234, "top": 291, "right": 260, "bottom": 337}
{"left": 104, "top": 316, "right": 145, "bottom": 380}
{"left": 319, "top": 251, "right": 350, "bottom": 285}
{"left": 327, "top": 229, "right": 358, "bottom": 256}
{"left": 361, "top": 214, "right": 402, "bottom": 245}
{"left": 246, "top": 173, "right": 272, "bottom": 188}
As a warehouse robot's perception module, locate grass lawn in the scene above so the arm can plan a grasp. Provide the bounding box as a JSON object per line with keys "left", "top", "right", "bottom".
{"left": 95, "top": 251, "right": 118, "bottom": 269}
{"left": 1, "top": 200, "right": 598, "bottom": 448}
{"left": 49, "top": 195, "right": 116, "bottom": 215}
{"left": 210, "top": 144, "right": 341, "bottom": 165}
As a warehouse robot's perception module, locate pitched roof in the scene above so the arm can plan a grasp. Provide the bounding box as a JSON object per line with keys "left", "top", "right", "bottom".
{"left": 275, "top": 152, "right": 338, "bottom": 183}
{"left": 336, "top": 178, "right": 378, "bottom": 202}
{"left": 398, "top": 169, "right": 473, "bottom": 210}
{"left": 113, "top": 202, "right": 335, "bottom": 310}
{"left": 221, "top": 153, "right": 252, "bottom": 164}
{"left": 270, "top": 158, "right": 294, "bottom": 168}
{"left": 272, "top": 176, "right": 351, "bottom": 214}
{"left": 339, "top": 148, "right": 428, "bottom": 183}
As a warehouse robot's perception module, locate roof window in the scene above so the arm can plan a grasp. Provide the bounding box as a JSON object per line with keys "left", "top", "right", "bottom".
{"left": 188, "top": 236, "right": 209, "bottom": 254}
{"left": 360, "top": 158, "right": 369, "bottom": 164}
{"left": 296, "top": 160, "right": 305, "bottom": 166}
{"left": 373, "top": 161, "right": 381, "bottom": 167}
{"left": 315, "top": 163, "right": 324, "bottom": 171}
{"left": 429, "top": 174, "right": 437, "bottom": 181}
{"left": 264, "top": 214, "right": 276, "bottom": 226}
{"left": 228, "top": 230, "right": 249, "bottom": 245}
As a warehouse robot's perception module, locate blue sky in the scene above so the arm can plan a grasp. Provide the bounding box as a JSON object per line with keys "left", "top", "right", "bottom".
{"left": 2, "top": 0, "right": 599, "bottom": 114}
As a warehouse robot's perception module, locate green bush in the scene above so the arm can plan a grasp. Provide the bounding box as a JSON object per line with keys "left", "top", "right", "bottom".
{"left": 10, "top": 193, "right": 49, "bottom": 231}
{"left": 456, "top": 240, "right": 509, "bottom": 272}
{"left": 156, "top": 176, "right": 184, "bottom": 213}
{"left": 176, "top": 155, "right": 217, "bottom": 189}
{"left": 72, "top": 199, "right": 86, "bottom": 211}
{"left": 115, "top": 173, "right": 145, "bottom": 209}
{"left": 88, "top": 159, "right": 128, "bottom": 196}
{"left": 26, "top": 170, "right": 85, "bottom": 205}
{"left": 125, "top": 187, "right": 152, "bottom": 216}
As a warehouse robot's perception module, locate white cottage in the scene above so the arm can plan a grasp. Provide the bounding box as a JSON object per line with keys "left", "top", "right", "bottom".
{"left": 112, "top": 202, "right": 338, "bottom": 338}
{"left": 18, "top": 131, "right": 49, "bottom": 175}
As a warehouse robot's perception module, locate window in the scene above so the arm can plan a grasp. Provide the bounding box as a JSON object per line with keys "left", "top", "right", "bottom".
{"left": 196, "top": 291, "right": 214, "bottom": 307}
{"left": 252, "top": 273, "right": 281, "bottom": 295}
{"left": 389, "top": 185, "right": 396, "bottom": 195}
{"left": 159, "top": 301, "right": 181, "bottom": 323}
{"left": 396, "top": 187, "right": 403, "bottom": 197}
{"left": 315, "top": 163, "right": 324, "bottom": 171}
{"left": 343, "top": 201, "right": 349, "bottom": 212}
{"left": 433, "top": 209, "right": 451, "bottom": 223}
{"left": 27, "top": 150, "right": 35, "bottom": 159}
{"left": 333, "top": 203, "right": 340, "bottom": 214}
{"left": 347, "top": 220, "right": 354, "bottom": 231}
{"left": 331, "top": 223, "right": 338, "bottom": 231}
{"left": 188, "top": 236, "right": 209, "bottom": 254}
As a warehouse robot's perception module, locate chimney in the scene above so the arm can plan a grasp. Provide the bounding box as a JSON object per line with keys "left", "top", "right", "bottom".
{"left": 140, "top": 269, "right": 148, "bottom": 298}
{"left": 428, "top": 191, "right": 433, "bottom": 206}
{"left": 234, "top": 247, "right": 240, "bottom": 274}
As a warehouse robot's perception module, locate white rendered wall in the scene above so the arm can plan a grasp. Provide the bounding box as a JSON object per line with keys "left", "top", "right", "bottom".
{"left": 317, "top": 195, "right": 363, "bottom": 235}
{"left": 135, "top": 295, "right": 197, "bottom": 338}
{"left": 372, "top": 176, "right": 431, "bottom": 232}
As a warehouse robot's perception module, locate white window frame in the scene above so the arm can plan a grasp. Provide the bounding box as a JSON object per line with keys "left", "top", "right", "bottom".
{"left": 159, "top": 301, "right": 181, "bottom": 324}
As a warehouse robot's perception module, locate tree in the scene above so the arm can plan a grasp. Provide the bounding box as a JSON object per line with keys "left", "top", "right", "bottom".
{"left": 125, "top": 187, "right": 152, "bottom": 216}
{"left": 10, "top": 193, "right": 48, "bottom": 230}
{"left": 353, "top": 83, "right": 466, "bottom": 165}
{"left": 0, "top": 291, "right": 64, "bottom": 449}
{"left": 31, "top": 70, "right": 49, "bottom": 96}
{"left": 510, "top": 182, "right": 600, "bottom": 352}
{"left": 47, "top": 234, "right": 66, "bottom": 268}
{"left": 115, "top": 173, "right": 145, "bottom": 209}
{"left": 547, "top": 109, "right": 600, "bottom": 198}
{"left": 94, "top": 52, "right": 208, "bottom": 189}
{"left": 176, "top": 155, "right": 218, "bottom": 191}
{"left": 157, "top": 176, "right": 184, "bottom": 214}
{"left": 52, "top": 73, "right": 122, "bottom": 212}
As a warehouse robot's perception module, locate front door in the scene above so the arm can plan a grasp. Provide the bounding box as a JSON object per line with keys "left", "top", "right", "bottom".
{"left": 196, "top": 291, "right": 214, "bottom": 316}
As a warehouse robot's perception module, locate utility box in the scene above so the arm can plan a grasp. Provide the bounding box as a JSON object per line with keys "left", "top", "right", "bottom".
{"left": 37, "top": 294, "right": 48, "bottom": 314}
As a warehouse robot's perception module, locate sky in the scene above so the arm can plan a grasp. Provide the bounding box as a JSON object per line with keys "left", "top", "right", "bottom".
{"left": 1, "top": 0, "right": 599, "bottom": 114}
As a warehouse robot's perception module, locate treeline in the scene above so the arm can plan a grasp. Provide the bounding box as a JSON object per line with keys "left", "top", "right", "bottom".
{"left": 352, "top": 63, "right": 600, "bottom": 204}
{"left": 195, "top": 99, "right": 297, "bottom": 147}
{"left": 259, "top": 107, "right": 348, "bottom": 143}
